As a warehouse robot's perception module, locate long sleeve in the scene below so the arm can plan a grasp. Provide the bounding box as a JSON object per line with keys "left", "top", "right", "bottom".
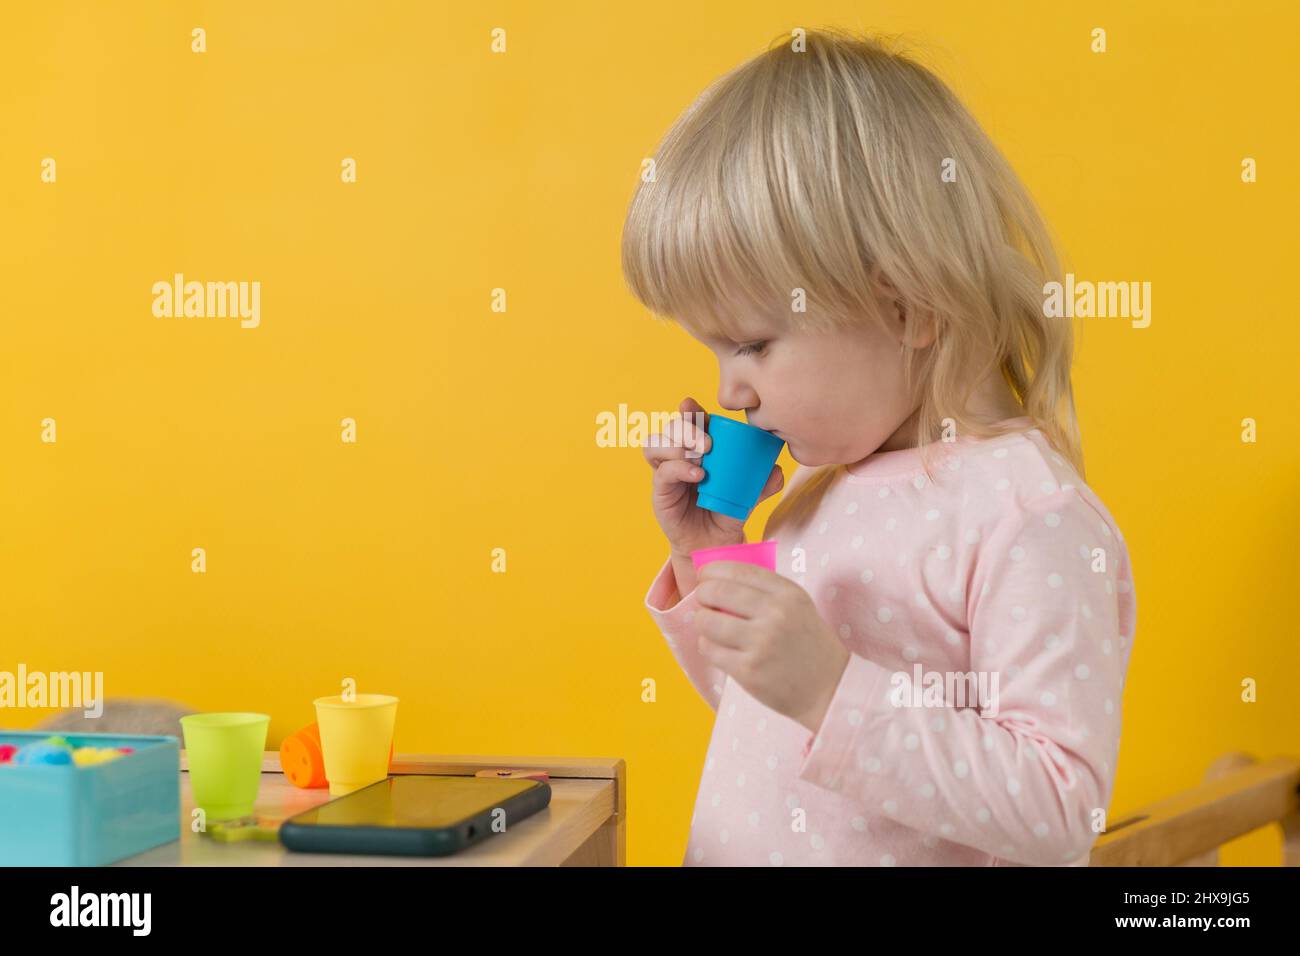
{"left": 644, "top": 554, "right": 728, "bottom": 711}
{"left": 794, "top": 487, "right": 1137, "bottom": 866}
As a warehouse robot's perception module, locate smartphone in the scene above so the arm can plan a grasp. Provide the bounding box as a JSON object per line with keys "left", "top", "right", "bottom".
{"left": 279, "top": 774, "right": 552, "bottom": 857}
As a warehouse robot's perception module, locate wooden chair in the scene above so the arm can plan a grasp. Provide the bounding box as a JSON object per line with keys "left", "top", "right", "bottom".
{"left": 1089, "top": 753, "right": 1300, "bottom": 866}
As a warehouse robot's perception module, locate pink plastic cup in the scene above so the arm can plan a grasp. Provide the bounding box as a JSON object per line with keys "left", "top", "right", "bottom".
{"left": 690, "top": 540, "right": 777, "bottom": 573}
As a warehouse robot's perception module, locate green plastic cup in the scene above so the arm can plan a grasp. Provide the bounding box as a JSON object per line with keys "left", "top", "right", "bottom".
{"left": 314, "top": 694, "right": 398, "bottom": 796}
{"left": 180, "top": 712, "right": 270, "bottom": 821}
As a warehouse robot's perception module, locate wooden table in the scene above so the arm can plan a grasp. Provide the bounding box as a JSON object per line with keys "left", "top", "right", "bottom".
{"left": 116, "top": 753, "right": 626, "bottom": 866}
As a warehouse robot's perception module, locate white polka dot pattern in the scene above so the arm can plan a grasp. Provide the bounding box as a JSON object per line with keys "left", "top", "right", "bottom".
{"left": 640, "top": 425, "right": 1135, "bottom": 866}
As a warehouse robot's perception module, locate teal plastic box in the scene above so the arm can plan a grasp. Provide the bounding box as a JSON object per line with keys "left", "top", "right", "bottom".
{"left": 0, "top": 731, "right": 181, "bottom": 866}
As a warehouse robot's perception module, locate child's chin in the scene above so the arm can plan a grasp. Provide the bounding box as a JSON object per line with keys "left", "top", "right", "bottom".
{"left": 788, "top": 443, "right": 832, "bottom": 468}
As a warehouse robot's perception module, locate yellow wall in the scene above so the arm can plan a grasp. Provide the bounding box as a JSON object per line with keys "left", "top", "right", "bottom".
{"left": 1, "top": 1, "right": 1296, "bottom": 865}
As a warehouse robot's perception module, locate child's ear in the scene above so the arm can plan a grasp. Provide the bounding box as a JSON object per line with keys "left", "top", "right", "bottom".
{"left": 886, "top": 294, "right": 938, "bottom": 351}
{"left": 872, "top": 271, "right": 937, "bottom": 349}
{"left": 902, "top": 305, "right": 938, "bottom": 349}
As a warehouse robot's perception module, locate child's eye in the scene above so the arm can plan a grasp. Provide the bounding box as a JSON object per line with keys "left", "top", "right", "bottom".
{"left": 736, "top": 340, "right": 768, "bottom": 357}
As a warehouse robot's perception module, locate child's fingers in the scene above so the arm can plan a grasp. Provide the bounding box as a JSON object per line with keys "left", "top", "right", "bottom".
{"left": 680, "top": 417, "right": 710, "bottom": 459}
{"left": 641, "top": 418, "right": 686, "bottom": 464}
{"left": 652, "top": 458, "right": 706, "bottom": 499}
{"left": 681, "top": 395, "right": 709, "bottom": 420}
{"left": 755, "top": 464, "right": 784, "bottom": 503}
{"left": 642, "top": 413, "right": 710, "bottom": 465}
{"left": 680, "top": 396, "right": 711, "bottom": 437}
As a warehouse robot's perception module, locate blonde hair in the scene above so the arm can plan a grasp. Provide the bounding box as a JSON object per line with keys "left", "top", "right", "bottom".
{"left": 620, "top": 28, "right": 1085, "bottom": 482}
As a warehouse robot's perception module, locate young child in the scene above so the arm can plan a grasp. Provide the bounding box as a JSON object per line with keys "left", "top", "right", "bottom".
{"left": 624, "top": 29, "right": 1136, "bottom": 866}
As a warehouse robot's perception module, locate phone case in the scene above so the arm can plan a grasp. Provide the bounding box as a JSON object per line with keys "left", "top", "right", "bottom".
{"left": 278, "top": 775, "right": 552, "bottom": 857}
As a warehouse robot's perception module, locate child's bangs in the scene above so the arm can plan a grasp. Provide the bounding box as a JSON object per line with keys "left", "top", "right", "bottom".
{"left": 622, "top": 72, "right": 863, "bottom": 341}
{"left": 622, "top": 169, "right": 805, "bottom": 342}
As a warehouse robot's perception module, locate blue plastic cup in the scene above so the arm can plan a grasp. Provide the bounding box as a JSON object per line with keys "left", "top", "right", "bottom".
{"left": 695, "top": 415, "right": 786, "bottom": 520}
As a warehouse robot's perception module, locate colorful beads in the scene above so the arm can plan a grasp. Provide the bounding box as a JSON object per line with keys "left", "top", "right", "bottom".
{"left": 1, "top": 737, "right": 136, "bottom": 767}
{"left": 13, "top": 742, "right": 74, "bottom": 766}
{"left": 72, "top": 747, "right": 127, "bottom": 766}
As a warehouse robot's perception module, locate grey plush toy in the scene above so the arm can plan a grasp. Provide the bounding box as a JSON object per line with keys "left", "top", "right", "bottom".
{"left": 33, "top": 698, "right": 195, "bottom": 738}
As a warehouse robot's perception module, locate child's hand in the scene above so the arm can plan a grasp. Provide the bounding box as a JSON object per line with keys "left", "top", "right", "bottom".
{"left": 693, "top": 560, "right": 850, "bottom": 733}
{"left": 642, "top": 396, "right": 784, "bottom": 558}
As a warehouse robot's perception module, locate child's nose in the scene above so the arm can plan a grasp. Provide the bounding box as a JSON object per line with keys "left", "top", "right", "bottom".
{"left": 716, "top": 376, "right": 757, "bottom": 415}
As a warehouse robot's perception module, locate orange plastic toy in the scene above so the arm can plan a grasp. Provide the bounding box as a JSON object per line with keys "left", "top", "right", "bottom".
{"left": 281, "top": 722, "right": 393, "bottom": 790}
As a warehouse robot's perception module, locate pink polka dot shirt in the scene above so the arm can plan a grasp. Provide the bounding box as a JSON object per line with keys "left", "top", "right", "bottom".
{"left": 644, "top": 419, "right": 1137, "bottom": 866}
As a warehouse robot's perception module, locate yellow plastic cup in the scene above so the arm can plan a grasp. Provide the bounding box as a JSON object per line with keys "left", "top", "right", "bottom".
{"left": 313, "top": 694, "right": 398, "bottom": 796}
{"left": 180, "top": 712, "right": 270, "bottom": 821}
